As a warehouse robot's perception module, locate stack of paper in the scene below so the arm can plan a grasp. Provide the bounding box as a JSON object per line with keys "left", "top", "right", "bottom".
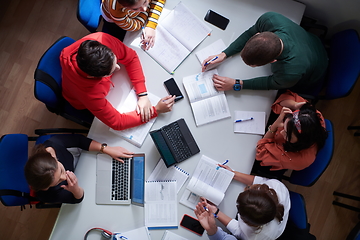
{"left": 233, "top": 111, "right": 266, "bottom": 135}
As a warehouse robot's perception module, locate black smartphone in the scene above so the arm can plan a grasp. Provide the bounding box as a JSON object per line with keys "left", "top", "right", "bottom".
{"left": 164, "top": 78, "right": 184, "bottom": 102}
{"left": 204, "top": 10, "right": 229, "bottom": 30}
{"left": 180, "top": 214, "right": 205, "bottom": 236}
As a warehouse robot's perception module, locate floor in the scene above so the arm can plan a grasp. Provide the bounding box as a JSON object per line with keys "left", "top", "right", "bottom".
{"left": 1, "top": 0, "right": 360, "bottom": 239}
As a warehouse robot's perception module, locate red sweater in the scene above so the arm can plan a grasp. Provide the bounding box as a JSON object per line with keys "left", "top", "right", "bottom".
{"left": 60, "top": 32, "right": 157, "bottom": 130}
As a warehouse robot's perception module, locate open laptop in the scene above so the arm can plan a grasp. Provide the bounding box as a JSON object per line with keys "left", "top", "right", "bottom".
{"left": 150, "top": 118, "right": 200, "bottom": 168}
{"left": 96, "top": 153, "right": 145, "bottom": 205}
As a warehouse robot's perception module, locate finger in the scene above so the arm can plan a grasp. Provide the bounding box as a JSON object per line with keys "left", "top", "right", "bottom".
{"left": 113, "top": 157, "right": 125, "bottom": 163}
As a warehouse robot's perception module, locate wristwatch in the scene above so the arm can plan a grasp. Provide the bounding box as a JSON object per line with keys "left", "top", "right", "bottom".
{"left": 233, "top": 79, "right": 241, "bottom": 91}
{"left": 100, "top": 143, "right": 107, "bottom": 153}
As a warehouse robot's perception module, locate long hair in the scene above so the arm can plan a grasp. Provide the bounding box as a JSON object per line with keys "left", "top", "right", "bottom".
{"left": 24, "top": 144, "right": 58, "bottom": 192}
{"left": 76, "top": 40, "right": 115, "bottom": 77}
{"left": 283, "top": 103, "right": 328, "bottom": 152}
{"left": 241, "top": 32, "right": 282, "bottom": 66}
{"left": 237, "top": 184, "right": 284, "bottom": 226}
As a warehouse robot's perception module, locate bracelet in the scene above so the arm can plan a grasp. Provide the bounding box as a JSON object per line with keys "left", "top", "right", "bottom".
{"left": 214, "top": 207, "right": 220, "bottom": 218}
{"left": 267, "top": 125, "right": 276, "bottom": 134}
{"left": 138, "top": 92, "right": 148, "bottom": 97}
{"left": 100, "top": 143, "right": 107, "bottom": 153}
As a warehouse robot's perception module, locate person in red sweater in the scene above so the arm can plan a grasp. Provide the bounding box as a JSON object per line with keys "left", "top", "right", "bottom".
{"left": 60, "top": 32, "right": 175, "bottom": 130}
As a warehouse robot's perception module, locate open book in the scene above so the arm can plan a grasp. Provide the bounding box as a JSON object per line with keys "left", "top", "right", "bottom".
{"left": 147, "top": 159, "right": 189, "bottom": 194}
{"left": 145, "top": 180, "right": 178, "bottom": 230}
{"left": 145, "top": 2, "right": 212, "bottom": 74}
{"left": 183, "top": 69, "right": 231, "bottom": 126}
{"left": 180, "top": 155, "right": 234, "bottom": 210}
{"left": 109, "top": 89, "right": 160, "bottom": 147}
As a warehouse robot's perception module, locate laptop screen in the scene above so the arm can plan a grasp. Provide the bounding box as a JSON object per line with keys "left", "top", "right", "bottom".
{"left": 131, "top": 154, "right": 145, "bottom": 206}
{"left": 150, "top": 130, "right": 177, "bottom": 167}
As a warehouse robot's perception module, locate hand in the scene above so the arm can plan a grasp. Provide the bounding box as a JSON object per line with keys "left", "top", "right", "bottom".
{"left": 61, "top": 171, "right": 83, "bottom": 199}
{"left": 273, "top": 107, "right": 293, "bottom": 129}
{"left": 141, "top": 27, "right": 156, "bottom": 50}
{"left": 294, "top": 101, "right": 306, "bottom": 110}
{"left": 280, "top": 99, "right": 306, "bottom": 110}
{"left": 212, "top": 74, "right": 236, "bottom": 91}
{"left": 194, "top": 202, "right": 218, "bottom": 235}
{"left": 218, "top": 164, "right": 233, "bottom": 172}
{"left": 103, "top": 146, "right": 134, "bottom": 163}
{"left": 201, "top": 52, "right": 226, "bottom": 72}
{"left": 200, "top": 197, "right": 218, "bottom": 213}
{"left": 137, "top": 95, "right": 153, "bottom": 122}
{"left": 155, "top": 95, "right": 176, "bottom": 114}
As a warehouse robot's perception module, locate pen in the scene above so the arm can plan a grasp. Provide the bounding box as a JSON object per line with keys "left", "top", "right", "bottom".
{"left": 141, "top": 27, "right": 148, "bottom": 46}
{"left": 204, "top": 56, "right": 218, "bottom": 66}
{"left": 216, "top": 160, "right": 229, "bottom": 170}
{"left": 235, "top": 117, "right": 254, "bottom": 123}
{"left": 204, "top": 206, "right": 217, "bottom": 218}
{"left": 203, "top": 206, "right": 209, "bottom": 212}
{"left": 175, "top": 96, "right": 183, "bottom": 100}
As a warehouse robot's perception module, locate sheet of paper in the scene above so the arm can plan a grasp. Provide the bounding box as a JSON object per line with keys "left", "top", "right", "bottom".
{"left": 162, "top": 230, "right": 190, "bottom": 240}
{"left": 195, "top": 39, "right": 227, "bottom": 63}
{"left": 233, "top": 111, "right": 266, "bottom": 135}
{"left": 113, "top": 226, "right": 151, "bottom": 240}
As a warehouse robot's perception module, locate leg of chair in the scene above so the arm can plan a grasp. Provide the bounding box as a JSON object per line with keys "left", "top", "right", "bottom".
{"left": 347, "top": 126, "right": 360, "bottom": 130}
{"left": 332, "top": 201, "right": 360, "bottom": 212}
{"left": 333, "top": 191, "right": 360, "bottom": 201}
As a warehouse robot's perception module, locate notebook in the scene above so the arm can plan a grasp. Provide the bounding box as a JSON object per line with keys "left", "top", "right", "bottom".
{"left": 95, "top": 153, "right": 145, "bottom": 205}
{"left": 150, "top": 118, "right": 200, "bottom": 168}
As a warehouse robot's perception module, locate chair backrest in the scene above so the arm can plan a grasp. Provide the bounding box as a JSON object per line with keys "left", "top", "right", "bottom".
{"left": 325, "top": 29, "right": 360, "bottom": 99}
{"left": 347, "top": 221, "right": 360, "bottom": 240}
{"left": 0, "top": 134, "right": 31, "bottom": 206}
{"left": 289, "top": 119, "right": 334, "bottom": 186}
{"left": 77, "top": 0, "right": 102, "bottom": 32}
{"left": 289, "top": 191, "right": 308, "bottom": 230}
{"left": 34, "top": 36, "right": 93, "bottom": 128}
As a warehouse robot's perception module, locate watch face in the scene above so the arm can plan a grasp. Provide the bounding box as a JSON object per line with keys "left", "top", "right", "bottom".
{"left": 233, "top": 84, "right": 241, "bottom": 91}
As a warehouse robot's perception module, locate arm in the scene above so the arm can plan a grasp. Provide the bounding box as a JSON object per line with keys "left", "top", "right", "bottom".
{"left": 218, "top": 164, "right": 255, "bottom": 186}
{"left": 89, "top": 141, "right": 134, "bottom": 163}
{"left": 142, "top": 0, "right": 166, "bottom": 48}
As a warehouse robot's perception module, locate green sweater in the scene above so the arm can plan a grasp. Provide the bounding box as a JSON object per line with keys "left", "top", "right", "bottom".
{"left": 223, "top": 12, "right": 328, "bottom": 90}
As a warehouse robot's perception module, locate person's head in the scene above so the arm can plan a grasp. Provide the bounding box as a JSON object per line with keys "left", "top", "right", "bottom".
{"left": 281, "top": 103, "right": 328, "bottom": 152}
{"left": 240, "top": 32, "right": 282, "bottom": 66}
{"left": 76, "top": 40, "right": 120, "bottom": 78}
{"left": 24, "top": 145, "right": 66, "bottom": 192}
{"left": 237, "top": 184, "right": 284, "bottom": 227}
{"left": 116, "top": 0, "right": 149, "bottom": 12}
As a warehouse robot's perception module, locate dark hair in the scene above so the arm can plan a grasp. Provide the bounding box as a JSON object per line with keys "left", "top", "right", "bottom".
{"left": 76, "top": 40, "right": 115, "bottom": 77}
{"left": 240, "top": 32, "right": 282, "bottom": 66}
{"left": 283, "top": 103, "right": 328, "bottom": 152}
{"left": 117, "top": 0, "right": 139, "bottom": 7}
{"left": 24, "top": 144, "right": 58, "bottom": 192}
{"left": 237, "top": 184, "right": 284, "bottom": 226}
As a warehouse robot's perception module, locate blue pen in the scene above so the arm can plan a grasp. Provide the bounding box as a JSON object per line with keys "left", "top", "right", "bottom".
{"left": 204, "top": 206, "right": 217, "bottom": 218}
{"left": 216, "top": 160, "right": 229, "bottom": 170}
{"left": 204, "top": 56, "right": 218, "bottom": 66}
{"left": 235, "top": 117, "right": 254, "bottom": 123}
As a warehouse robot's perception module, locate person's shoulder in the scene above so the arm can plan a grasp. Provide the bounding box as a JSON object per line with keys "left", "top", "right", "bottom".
{"left": 259, "top": 12, "right": 288, "bottom": 20}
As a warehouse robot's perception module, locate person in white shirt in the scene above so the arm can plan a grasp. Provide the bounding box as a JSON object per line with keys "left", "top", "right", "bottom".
{"left": 194, "top": 166, "right": 290, "bottom": 240}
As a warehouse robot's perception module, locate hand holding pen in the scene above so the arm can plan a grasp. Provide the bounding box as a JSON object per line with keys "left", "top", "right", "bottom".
{"left": 201, "top": 52, "right": 226, "bottom": 72}
{"left": 216, "top": 159, "right": 229, "bottom": 170}
{"left": 140, "top": 27, "right": 156, "bottom": 50}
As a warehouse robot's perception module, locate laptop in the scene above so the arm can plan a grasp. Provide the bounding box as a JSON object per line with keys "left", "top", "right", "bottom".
{"left": 96, "top": 153, "right": 145, "bottom": 205}
{"left": 150, "top": 118, "right": 200, "bottom": 168}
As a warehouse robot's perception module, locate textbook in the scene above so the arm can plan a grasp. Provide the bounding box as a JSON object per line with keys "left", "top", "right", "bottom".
{"left": 109, "top": 89, "right": 160, "bottom": 147}
{"left": 145, "top": 2, "right": 212, "bottom": 74}
{"left": 147, "top": 159, "right": 189, "bottom": 194}
{"left": 233, "top": 110, "right": 266, "bottom": 135}
{"left": 183, "top": 69, "right": 231, "bottom": 126}
{"left": 180, "top": 155, "right": 234, "bottom": 210}
{"left": 145, "top": 180, "right": 178, "bottom": 230}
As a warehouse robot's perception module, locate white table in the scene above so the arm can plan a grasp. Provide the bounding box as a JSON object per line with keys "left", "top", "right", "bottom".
{"left": 50, "top": 0, "right": 305, "bottom": 239}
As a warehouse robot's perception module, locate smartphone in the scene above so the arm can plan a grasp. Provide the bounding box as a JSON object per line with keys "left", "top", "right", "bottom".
{"left": 204, "top": 10, "right": 230, "bottom": 30}
{"left": 164, "top": 78, "right": 184, "bottom": 102}
{"left": 180, "top": 214, "right": 205, "bottom": 236}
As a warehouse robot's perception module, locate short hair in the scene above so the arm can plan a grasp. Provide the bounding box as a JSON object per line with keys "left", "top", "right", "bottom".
{"left": 283, "top": 103, "right": 328, "bottom": 152}
{"left": 240, "top": 32, "right": 282, "bottom": 66}
{"left": 117, "top": 0, "right": 139, "bottom": 7}
{"left": 237, "top": 184, "right": 284, "bottom": 226}
{"left": 24, "top": 144, "right": 58, "bottom": 192}
{"left": 76, "top": 40, "right": 115, "bottom": 77}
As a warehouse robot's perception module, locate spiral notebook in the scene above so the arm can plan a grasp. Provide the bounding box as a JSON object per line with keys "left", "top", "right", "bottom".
{"left": 147, "top": 159, "right": 189, "bottom": 194}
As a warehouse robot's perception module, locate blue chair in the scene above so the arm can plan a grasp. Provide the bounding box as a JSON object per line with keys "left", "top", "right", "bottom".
{"left": 77, "top": 0, "right": 102, "bottom": 32}
{"left": 0, "top": 129, "right": 88, "bottom": 210}
{"left": 34, "top": 36, "right": 94, "bottom": 128}
{"left": 282, "top": 119, "right": 334, "bottom": 187}
{"left": 277, "top": 191, "right": 316, "bottom": 240}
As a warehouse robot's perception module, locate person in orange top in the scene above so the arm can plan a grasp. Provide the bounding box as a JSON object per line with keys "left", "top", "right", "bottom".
{"left": 253, "top": 90, "right": 328, "bottom": 177}
{"left": 101, "top": 0, "right": 165, "bottom": 48}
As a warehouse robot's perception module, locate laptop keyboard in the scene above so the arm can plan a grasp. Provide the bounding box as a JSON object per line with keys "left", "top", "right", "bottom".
{"left": 111, "top": 158, "right": 129, "bottom": 201}
{"left": 162, "top": 121, "right": 192, "bottom": 162}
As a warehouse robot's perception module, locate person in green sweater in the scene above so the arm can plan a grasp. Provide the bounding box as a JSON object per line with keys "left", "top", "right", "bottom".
{"left": 201, "top": 12, "right": 328, "bottom": 93}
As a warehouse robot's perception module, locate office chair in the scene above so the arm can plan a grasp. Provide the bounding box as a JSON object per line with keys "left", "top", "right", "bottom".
{"left": 0, "top": 128, "right": 88, "bottom": 210}
{"left": 347, "top": 221, "right": 360, "bottom": 240}
{"left": 282, "top": 119, "right": 334, "bottom": 187}
{"left": 277, "top": 191, "right": 316, "bottom": 240}
{"left": 34, "top": 36, "right": 94, "bottom": 128}
{"left": 77, "top": 0, "right": 102, "bottom": 32}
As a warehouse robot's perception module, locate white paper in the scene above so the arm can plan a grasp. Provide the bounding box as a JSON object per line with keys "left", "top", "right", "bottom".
{"left": 233, "top": 111, "right": 266, "bottom": 135}
{"left": 162, "top": 230, "right": 190, "bottom": 240}
{"left": 195, "top": 39, "right": 227, "bottom": 63}
{"left": 114, "top": 226, "right": 151, "bottom": 240}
